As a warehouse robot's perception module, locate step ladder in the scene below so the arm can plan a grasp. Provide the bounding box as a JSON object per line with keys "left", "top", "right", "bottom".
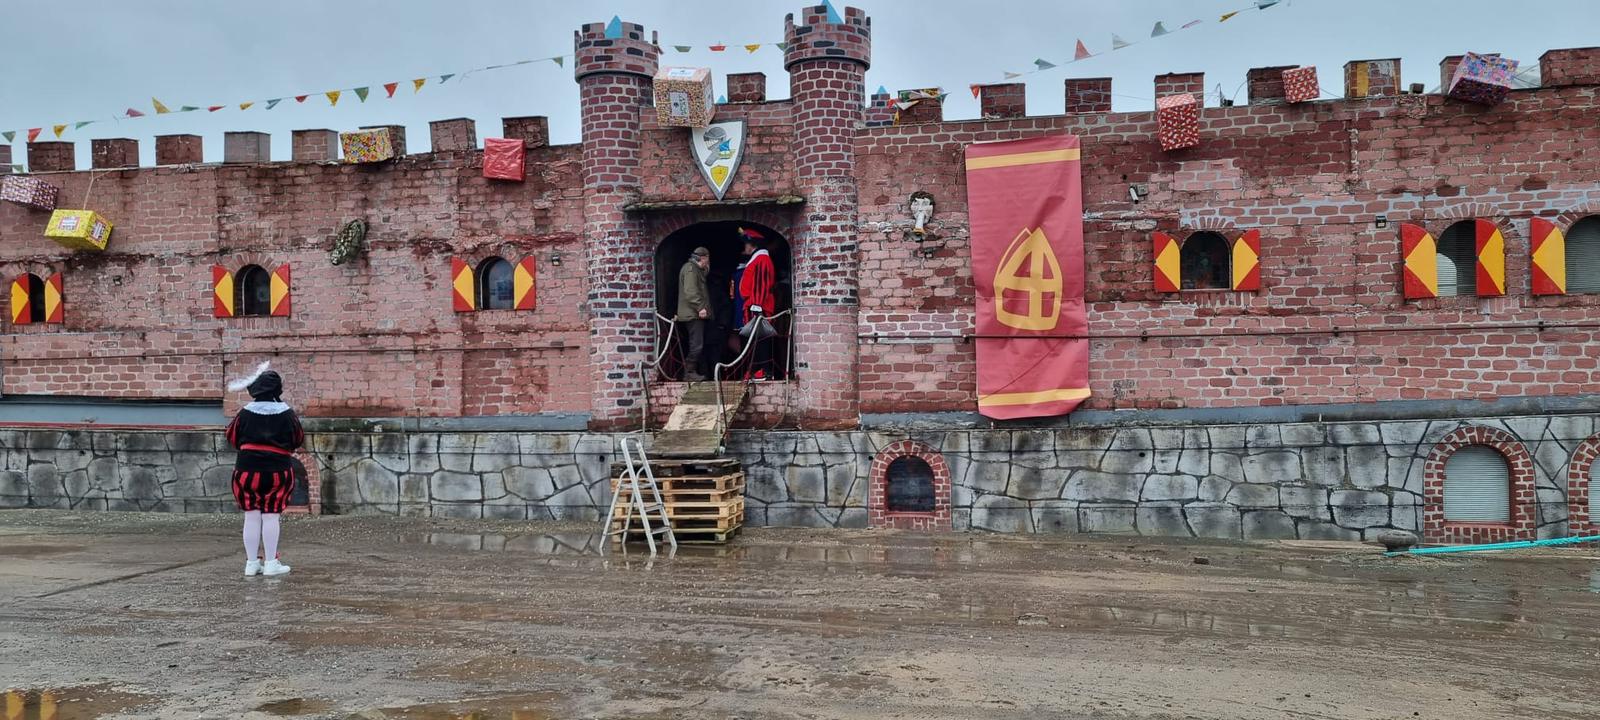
{"left": 601, "top": 436, "right": 677, "bottom": 556}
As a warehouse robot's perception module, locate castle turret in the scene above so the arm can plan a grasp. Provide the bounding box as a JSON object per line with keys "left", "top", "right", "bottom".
{"left": 784, "top": 4, "right": 871, "bottom": 426}
{"left": 574, "top": 18, "right": 660, "bottom": 429}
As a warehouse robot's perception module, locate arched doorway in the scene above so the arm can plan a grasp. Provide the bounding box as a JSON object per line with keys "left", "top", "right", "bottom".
{"left": 654, "top": 221, "right": 792, "bottom": 381}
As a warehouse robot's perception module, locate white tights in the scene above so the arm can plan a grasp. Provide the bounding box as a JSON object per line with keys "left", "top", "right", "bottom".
{"left": 242, "top": 511, "right": 282, "bottom": 561}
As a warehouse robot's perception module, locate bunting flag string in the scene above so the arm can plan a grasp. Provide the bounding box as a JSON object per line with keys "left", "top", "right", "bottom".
{"left": 975, "top": 0, "right": 1290, "bottom": 89}
{"left": 3, "top": 17, "right": 943, "bottom": 149}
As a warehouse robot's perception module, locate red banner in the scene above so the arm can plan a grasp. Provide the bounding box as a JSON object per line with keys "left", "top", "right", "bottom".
{"left": 965, "top": 134, "right": 1089, "bottom": 419}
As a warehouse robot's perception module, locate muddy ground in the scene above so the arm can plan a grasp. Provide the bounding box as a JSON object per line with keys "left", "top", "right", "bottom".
{"left": 1, "top": 510, "right": 1597, "bottom": 719}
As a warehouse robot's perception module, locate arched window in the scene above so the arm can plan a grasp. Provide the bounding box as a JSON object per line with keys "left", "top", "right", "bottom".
{"left": 885, "top": 456, "right": 936, "bottom": 512}
{"left": 1179, "top": 232, "right": 1230, "bottom": 290}
{"left": 1436, "top": 221, "right": 1478, "bottom": 296}
{"left": 235, "top": 265, "right": 273, "bottom": 317}
{"left": 1443, "top": 445, "right": 1510, "bottom": 523}
{"left": 17, "top": 273, "right": 46, "bottom": 324}
{"left": 476, "top": 257, "right": 515, "bottom": 310}
{"left": 1566, "top": 216, "right": 1600, "bottom": 294}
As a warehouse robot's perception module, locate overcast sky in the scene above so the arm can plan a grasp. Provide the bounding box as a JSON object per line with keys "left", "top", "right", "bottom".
{"left": 3, "top": 0, "right": 1596, "bottom": 167}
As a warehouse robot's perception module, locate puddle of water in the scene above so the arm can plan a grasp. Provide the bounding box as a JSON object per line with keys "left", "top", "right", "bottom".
{"left": 257, "top": 697, "right": 334, "bottom": 716}
{"left": 347, "top": 694, "right": 555, "bottom": 719}
{"left": 2, "top": 686, "right": 150, "bottom": 720}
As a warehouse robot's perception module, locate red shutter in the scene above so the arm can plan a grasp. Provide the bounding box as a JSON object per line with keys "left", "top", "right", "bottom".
{"left": 1231, "top": 229, "right": 1261, "bottom": 291}
{"left": 270, "top": 265, "right": 292, "bottom": 317}
{"left": 1529, "top": 217, "right": 1566, "bottom": 296}
{"left": 1474, "top": 218, "right": 1506, "bottom": 296}
{"left": 43, "top": 272, "right": 64, "bottom": 324}
{"left": 1152, "top": 232, "right": 1180, "bottom": 292}
{"left": 212, "top": 265, "right": 236, "bottom": 317}
{"left": 9, "top": 275, "right": 32, "bottom": 325}
{"left": 451, "top": 257, "right": 475, "bottom": 312}
{"left": 1399, "top": 223, "right": 1438, "bottom": 299}
{"left": 514, "top": 257, "right": 537, "bottom": 310}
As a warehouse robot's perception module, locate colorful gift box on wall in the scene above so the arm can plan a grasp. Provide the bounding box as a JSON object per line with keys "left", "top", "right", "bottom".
{"left": 0, "top": 176, "right": 60, "bottom": 211}
{"left": 1448, "top": 52, "right": 1519, "bottom": 106}
{"left": 1283, "top": 66, "right": 1319, "bottom": 103}
{"left": 45, "top": 209, "right": 112, "bottom": 251}
{"left": 340, "top": 128, "right": 396, "bottom": 163}
{"left": 652, "top": 67, "right": 715, "bottom": 128}
{"left": 1155, "top": 93, "right": 1200, "bottom": 151}
{"left": 482, "top": 137, "right": 526, "bottom": 181}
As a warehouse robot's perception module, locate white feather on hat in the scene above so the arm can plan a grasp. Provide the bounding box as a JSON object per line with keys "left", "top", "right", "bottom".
{"left": 227, "top": 361, "right": 272, "bottom": 392}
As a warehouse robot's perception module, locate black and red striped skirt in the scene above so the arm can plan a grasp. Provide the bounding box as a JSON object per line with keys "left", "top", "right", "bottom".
{"left": 232, "top": 468, "right": 296, "bottom": 513}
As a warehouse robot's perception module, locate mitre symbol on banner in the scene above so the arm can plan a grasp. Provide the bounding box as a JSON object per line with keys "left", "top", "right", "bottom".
{"left": 994, "top": 227, "right": 1063, "bottom": 331}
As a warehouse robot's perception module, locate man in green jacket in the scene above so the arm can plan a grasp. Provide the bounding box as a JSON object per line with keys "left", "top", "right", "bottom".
{"left": 677, "top": 247, "right": 713, "bottom": 381}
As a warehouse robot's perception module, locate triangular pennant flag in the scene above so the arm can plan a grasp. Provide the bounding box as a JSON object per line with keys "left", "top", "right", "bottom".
{"left": 1074, "top": 39, "right": 1091, "bottom": 60}
{"left": 604, "top": 15, "right": 622, "bottom": 39}
{"left": 125, "top": 108, "right": 145, "bottom": 118}
{"left": 153, "top": 97, "right": 171, "bottom": 114}
{"left": 2, "top": 131, "right": 13, "bottom": 143}
{"left": 875, "top": 85, "right": 888, "bottom": 96}
{"left": 776, "top": 42, "right": 787, "bottom": 51}
{"left": 326, "top": 90, "right": 341, "bottom": 106}
{"left": 1257, "top": 0, "right": 1280, "bottom": 7}
{"left": 27, "top": 128, "right": 41, "bottom": 142}
{"left": 717, "top": 95, "right": 727, "bottom": 104}
{"left": 354, "top": 87, "right": 370, "bottom": 102}
{"left": 384, "top": 82, "right": 399, "bottom": 98}
{"left": 179, "top": 106, "right": 199, "bottom": 112}
{"left": 552, "top": 56, "right": 564, "bottom": 67}
{"left": 413, "top": 78, "right": 426, "bottom": 93}
{"left": 709, "top": 44, "right": 726, "bottom": 52}
{"left": 208, "top": 105, "right": 224, "bottom": 112}
{"left": 1220, "top": 11, "right": 1240, "bottom": 21}
{"left": 9, "top": 165, "right": 20, "bottom": 174}
{"left": 1182, "top": 19, "right": 1202, "bottom": 28}
{"left": 239, "top": 102, "right": 254, "bottom": 110}
{"left": 52, "top": 125, "right": 66, "bottom": 138}
{"left": 1034, "top": 59, "right": 1056, "bottom": 70}
{"left": 822, "top": 0, "right": 844, "bottom": 24}
{"left": 295, "top": 95, "right": 309, "bottom": 103}
{"left": 74, "top": 121, "right": 92, "bottom": 130}
{"left": 1003, "top": 71, "right": 1021, "bottom": 79}
{"left": 674, "top": 45, "right": 691, "bottom": 52}
{"left": 266, "top": 99, "right": 283, "bottom": 110}
{"left": 744, "top": 44, "right": 762, "bottom": 53}
{"left": 969, "top": 84, "right": 982, "bottom": 99}
{"left": 439, "top": 74, "right": 455, "bottom": 83}
{"left": 1112, "top": 34, "right": 1131, "bottom": 49}
{"left": 1152, "top": 21, "right": 1170, "bottom": 36}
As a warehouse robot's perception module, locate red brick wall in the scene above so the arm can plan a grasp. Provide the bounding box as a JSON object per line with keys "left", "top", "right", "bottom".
{"left": 1422, "top": 425, "right": 1537, "bottom": 544}
{"left": 854, "top": 87, "right": 1600, "bottom": 415}
{"left": 1568, "top": 433, "right": 1599, "bottom": 534}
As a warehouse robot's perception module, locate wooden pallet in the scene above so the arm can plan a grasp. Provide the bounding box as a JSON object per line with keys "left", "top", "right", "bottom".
{"left": 612, "top": 457, "right": 740, "bottom": 478}
{"left": 610, "top": 472, "right": 744, "bottom": 492}
{"left": 614, "top": 498, "right": 744, "bottom": 521}
{"left": 614, "top": 510, "right": 743, "bottom": 533}
{"left": 626, "top": 485, "right": 743, "bottom": 503}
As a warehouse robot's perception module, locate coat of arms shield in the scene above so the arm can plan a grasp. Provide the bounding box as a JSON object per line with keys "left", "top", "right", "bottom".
{"left": 690, "top": 120, "right": 745, "bottom": 200}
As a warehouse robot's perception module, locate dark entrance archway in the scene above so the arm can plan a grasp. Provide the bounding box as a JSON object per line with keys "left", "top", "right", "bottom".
{"left": 654, "top": 221, "right": 792, "bottom": 381}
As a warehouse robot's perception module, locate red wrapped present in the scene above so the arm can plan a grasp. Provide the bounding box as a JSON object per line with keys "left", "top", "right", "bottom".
{"left": 1283, "top": 66, "right": 1319, "bottom": 103}
{"left": 0, "top": 175, "right": 59, "bottom": 211}
{"left": 482, "top": 137, "right": 525, "bottom": 181}
{"left": 1448, "top": 52, "right": 1518, "bottom": 105}
{"left": 1155, "top": 93, "right": 1200, "bottom": 151}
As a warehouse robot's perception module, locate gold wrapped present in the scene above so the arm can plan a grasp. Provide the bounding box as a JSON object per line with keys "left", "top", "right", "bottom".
{"left": 653, "top": 67, "right": 715, "bottom": 128}
{"left": 45, "top": 209, "right": 113, "bottom": 251}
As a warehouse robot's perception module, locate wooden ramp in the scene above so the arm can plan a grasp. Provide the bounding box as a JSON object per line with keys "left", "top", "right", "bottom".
{"left": 651, "top": 381, "right": 745, "bottom": 458}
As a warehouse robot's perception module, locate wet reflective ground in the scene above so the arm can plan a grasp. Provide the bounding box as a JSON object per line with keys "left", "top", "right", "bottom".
{"left": 2, "top": 510, "right": 1598, "bottom": 719}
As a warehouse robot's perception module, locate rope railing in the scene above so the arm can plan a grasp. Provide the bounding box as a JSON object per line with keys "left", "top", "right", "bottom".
{"left": 714, "top": 309, "right": 794, "bottom": 425}
{"left": 637, "top": 312, "right": 678, "bottom": 432}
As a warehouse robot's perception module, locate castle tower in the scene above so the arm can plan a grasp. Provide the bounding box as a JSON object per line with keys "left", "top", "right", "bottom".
{"left": 574, "top": 19, "right": 660, "bottom": 429}
{"left": 784, "top": 4, "right": 871, "bottom": 426}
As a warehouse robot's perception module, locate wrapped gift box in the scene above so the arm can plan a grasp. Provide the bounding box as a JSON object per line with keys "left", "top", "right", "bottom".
{"left": 653, "top": 67, "right": 715, "bottom": 128}
{"left": 340, "top": 128, "right": 396, "bottom": 163}
{"left": 45, "top": 209, "right": 112, "bottom": 251}
{"left": 1283, "top": 66, "right": 1319, "bottom": 103}
{"left": 482, "top": 137, "right": 526, "bottom": 181}
{"left": 0, "top": 176, "right": 60, "bottom": 211}
{"left": 1448, "top": 52, "right": 1518, "bottom": 105}
{"left": 1155, "top": 93, "right": 1200, "bottom": 151}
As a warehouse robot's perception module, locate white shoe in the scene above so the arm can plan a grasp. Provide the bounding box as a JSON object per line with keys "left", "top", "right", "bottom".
{"left": 244, "top": 560, "right": 262, "bottom": 577}
{"left": 262, "top": 559, "right": 291, "bottom": 577}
